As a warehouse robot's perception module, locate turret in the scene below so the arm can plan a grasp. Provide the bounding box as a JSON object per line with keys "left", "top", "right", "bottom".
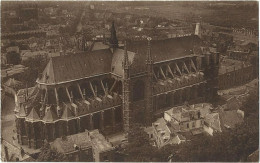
{"left": 109, "top": 21, "right": 118, "bottom": 53}
{"left": 123, "top": 40, "right": 130, "bottom": 77}
{"left": 145, "top": 37, "right": 153, "bottom": 125}
{"left": 122, "top": 40, "right": 130, "bottom": 139}
{"left": 146, "top": 37, "right": 153, "bottom": 65}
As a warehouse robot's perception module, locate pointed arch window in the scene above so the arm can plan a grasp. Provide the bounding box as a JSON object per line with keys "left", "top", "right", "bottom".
{"left": 133, "top": 80, "right": 145, "bottom": 101}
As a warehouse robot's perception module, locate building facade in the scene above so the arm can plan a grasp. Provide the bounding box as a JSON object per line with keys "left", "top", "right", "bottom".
{"left": 15, "top": 22, "right": 220, "bottom": 149}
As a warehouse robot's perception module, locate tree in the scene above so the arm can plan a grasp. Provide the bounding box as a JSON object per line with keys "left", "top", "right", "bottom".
{"left": 123, "top": 123, "right": 159, "bottom": 162}
{"left": 14, "top": 56, "right": 48, "bottom": 88}
{"left": 37, "top": 142, "right": 69, "bottom": 162}
{"left": 6, "top": 52, "right": 21, "bottom": 65}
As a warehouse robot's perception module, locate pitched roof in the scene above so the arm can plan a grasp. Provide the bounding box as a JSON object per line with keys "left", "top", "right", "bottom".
{"left": 247, "top": 149, "right": 259, "bottom": 162}
{"left": 127, "top": 35, "right": 201, "bottom": 63}
{"left": 37, "top": 49, "right": 113, "bottom": 85}
{"left": 227, "top": 97, "right": 242, "bottom": 110}
{"left": 89, "top": 129, "right": 114, "bottom": 152}
{"left": 19, "top": 104, "right": 27, "bottom": 117}
{"left": 205, "top": 113, "right": 222, "bottom": 132}
{"left": 52, "top": 131, "right": 92, "bottom": 154}
{"left": 90, "top": 41, "right": 110, "bottom": 51}
{"left": 111, "top": 48, "right": 135, "bottom": 76}
{"left": 43, "top": 106, "right": 58, "bottom": 122}
{"left": 219, "top": 110, "right": 244, "bottom": 129}
{"left": 26, "top": 107, "right": 40, "bottom": 121}
{"left": 61, "top": 103, "right": 74, "bottom": 120}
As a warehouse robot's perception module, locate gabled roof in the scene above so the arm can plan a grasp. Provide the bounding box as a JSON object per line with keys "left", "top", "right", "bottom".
{"left": 19, "top": 104, "right": 27, "bottom": 117}
{"left": 43, "top": 106, "right": 58, "bottom": 122}
{"left": 90, "top": 42, "right": 110, "bottom": 51}
{"left": 227, "top": 97, "right": 242, "bottom": 110}
{"left": 111, "top": 48, "right": 135, "bottom": 76}
{"left": 52, "top": 131, "right": 92, "bottom": 154}
{"left": 37, "top": 49, "right": 113, "bottom": 85}
{"left": 127, "top": 35, "right": 201, "bottom": 63}
{"left": 89, "top": 129, "right": 114, "bottom": 152}
{"left": 61, "top": 103, "right": 74, "bottom": 120}
{"left": 219, "top": 109, "right": 244, "bottom": 129}
{"left": 26, "top": 107, "right": 40, "bottom": 121}
{"left": 205, "top": 113, "right": 222, "bottom": 132}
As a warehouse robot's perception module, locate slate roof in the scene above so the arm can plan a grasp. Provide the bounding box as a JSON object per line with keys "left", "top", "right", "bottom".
{"left": 90, "top": 41, "right": 110, "bottom": 51}
{"left": 61, "top": 103, "right": 75, "bottom": 120}
{"left": 247, "top": 149, "right": 259, "bottom": 162}
{"left": 227, "top": 97, "right": 242, "bottom": 110}
{"left": 26, "top": 108, "right": 40, "bottom": 121}
{"left": 153, "top": 118, "right": 171, "bottom": 141}
{"left": 127, "top": 35, "right": 201, "bottom": 63}
{"left": 37, "top": 49, "right": 113, "bottom": 85}
{"left": 193, "top": 103, "right": 213, "bottom": 118}
{"left": 111, "top": 48, "right": 135, "bottom": 76}
{"left": 43, "top": 106, "right": 58, "bottom": 122}
{"left": 19, "top": 104, "right": 27, "bottom": 117}
{"left": 89, "top": 129, "right": 114, "bottom": 152}
{"left": 37, "top": 35, "right": 202, "bottom": 84}
{"left": 219, "top": 109, "right": 244, "bottom": 129}
{"left": 52, "top": 131, "right": 92, "bottom": 154}
{"left": 204, "top": 113, "right": 222, "bottom": 132}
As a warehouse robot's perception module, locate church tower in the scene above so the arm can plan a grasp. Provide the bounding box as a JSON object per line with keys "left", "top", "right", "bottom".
{"left": 145, "top": 37, "right": 153, "bottom": 125}
{"left": 122, "top": 41, "right": 131, "bottom": 137}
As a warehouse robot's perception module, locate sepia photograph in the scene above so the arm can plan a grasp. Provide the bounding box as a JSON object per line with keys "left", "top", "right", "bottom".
{"left": 1, "top": 1, "right": 259, "bottom": 162}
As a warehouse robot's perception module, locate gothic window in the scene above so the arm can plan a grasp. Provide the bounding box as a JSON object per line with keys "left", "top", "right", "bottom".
{"left": 133, "top": 80, "right": 145, "bottom": 101}
{"left": 57, "top": 87, "right": 69, "bottom": 103}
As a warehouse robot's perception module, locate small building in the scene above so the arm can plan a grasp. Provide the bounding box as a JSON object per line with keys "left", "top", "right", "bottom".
{"left": 164, "top": 105, "right": 204, "bottom": 132}
{"left": 152, "top": 118, "right": 186, "bottom": 148}
{"left": 151, "top": 103, "right": 217, "bottom": 147}
{"left": 203, "top": 112, "right": 222, "bottom": 136}
{"left": 90, "top": 130, "right": 115, "bottom": 162}
{"left": 1, "top": 139, "right": 34, "bottom": 162}
{"left": 52, "top": 130, "right": 115, "bottom": 162}
{"left": 52, "top": 131, "right": 93, "bottom": 162}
